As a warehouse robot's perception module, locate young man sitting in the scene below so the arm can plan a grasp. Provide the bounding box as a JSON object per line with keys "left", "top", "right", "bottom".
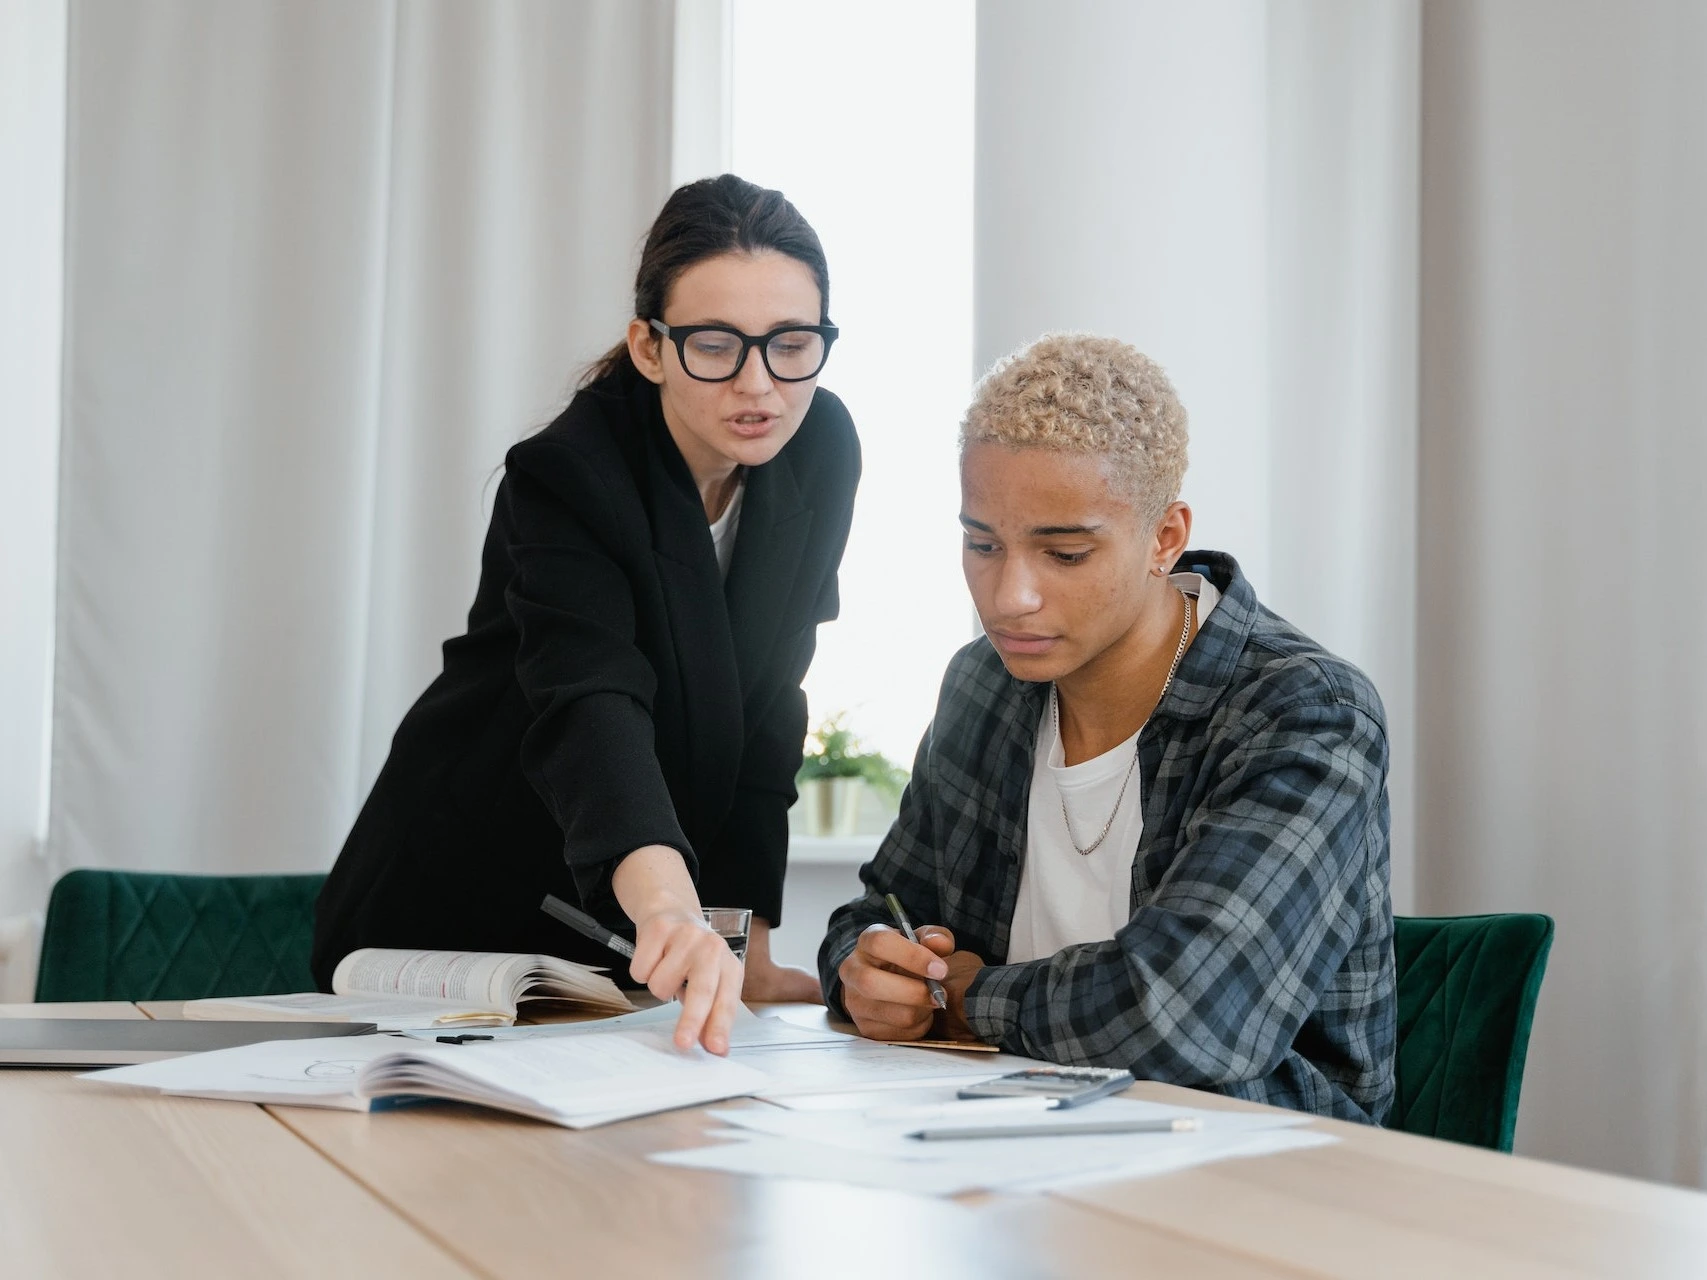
{"left": 818, "top": 334, "right": 1395, "bottom": 1122}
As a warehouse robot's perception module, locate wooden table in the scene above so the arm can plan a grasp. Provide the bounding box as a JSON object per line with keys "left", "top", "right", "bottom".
{"left": 3, "top": 1003, "right": 1704, "bottom": 1278}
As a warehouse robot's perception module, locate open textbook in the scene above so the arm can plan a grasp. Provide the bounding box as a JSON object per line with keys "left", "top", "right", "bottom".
{"left": 182, "top": 949, "right": 634, "bottom": 1030}
{"left": 84, "top": 1006, "right": 1035, "bottom": 1130}
{"left": 86, "top": 1016, "right": 770, "bottom": 1129}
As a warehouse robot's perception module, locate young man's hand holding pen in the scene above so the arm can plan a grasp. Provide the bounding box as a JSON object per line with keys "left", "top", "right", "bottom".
{"left": 838, "top": 912, "right": 986, "bottom": 1044}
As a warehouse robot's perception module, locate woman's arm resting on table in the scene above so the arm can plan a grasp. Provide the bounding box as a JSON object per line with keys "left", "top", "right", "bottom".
{"left": 742, "top": 918, "right": 824, "bottom": 1003}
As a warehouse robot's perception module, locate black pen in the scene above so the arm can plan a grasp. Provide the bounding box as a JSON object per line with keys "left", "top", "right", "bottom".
{"left": 885, "top": 893, "right": 948, "bottom": 1010}
{"left": 541, "top": 893, "right": 636, "bottom": 961}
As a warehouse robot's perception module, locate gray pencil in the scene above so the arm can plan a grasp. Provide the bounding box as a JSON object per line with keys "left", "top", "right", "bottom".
{"left": 885, "top": 893, "right": 948, "bottom": 1010}
{"left": 909, "top": 1116, "right": 1200, "bottom": 1141}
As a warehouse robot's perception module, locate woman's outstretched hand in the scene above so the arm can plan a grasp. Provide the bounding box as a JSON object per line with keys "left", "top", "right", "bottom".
{"left": 612, "top": 845, "right": 744, "bottom": 1055}
{"left": 628, "top": 904, "right": 746, "bottom": 1054}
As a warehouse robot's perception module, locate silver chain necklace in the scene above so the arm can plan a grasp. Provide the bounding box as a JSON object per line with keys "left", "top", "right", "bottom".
{"left": 1051, "top": 589, "right": 1194, "bottom": 857}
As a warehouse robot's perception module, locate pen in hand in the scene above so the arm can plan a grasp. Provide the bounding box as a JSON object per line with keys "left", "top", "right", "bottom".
{"left": 885, "top": 893, "right": 948, "bottom": 1011}
{"left": 541, "top": 893, "right": 636, "bottom": 960}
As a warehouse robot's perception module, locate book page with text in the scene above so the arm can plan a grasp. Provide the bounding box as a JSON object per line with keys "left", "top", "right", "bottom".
{"left": 333, "top": 950, "right": 524, "bottom": 1013}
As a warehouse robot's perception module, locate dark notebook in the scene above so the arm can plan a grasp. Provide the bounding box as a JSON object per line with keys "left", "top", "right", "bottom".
{"left": 0, "top": 1018, "right": 378, "bottom": 1066}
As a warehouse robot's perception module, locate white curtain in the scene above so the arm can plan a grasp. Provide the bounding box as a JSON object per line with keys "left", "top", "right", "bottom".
{"left": 975, "top": 0, "right": 1420, "bottom": 906}
{"left": 0, "top": 0, "right": 67, "bottom": 980}
{"left": 47, "top": 0, "right": 674, "bottom": 885}
{"left": 1417, "top": 0, "right": 1707, "bottom": 1188}
{"left": 978, "top": 0, "right": 1707, "bottom": 1187}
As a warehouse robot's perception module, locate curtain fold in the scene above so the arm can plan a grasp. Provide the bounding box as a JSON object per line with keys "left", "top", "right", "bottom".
{"left": 0, "top": 0, "right": 67, "bottom": 927}
{"left": 1418, "top": 0, "right": 1707, "bottom": 1187}
{"left": 49, "top": 0, "right": 673, "bottom": 882}
{"left": 974, "top": 0, "right": 1421, "bottom": 907}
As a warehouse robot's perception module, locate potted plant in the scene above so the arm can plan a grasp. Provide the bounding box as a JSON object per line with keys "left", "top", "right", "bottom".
{"left": 795, "top": 713, "right": 907, "bottom": 837}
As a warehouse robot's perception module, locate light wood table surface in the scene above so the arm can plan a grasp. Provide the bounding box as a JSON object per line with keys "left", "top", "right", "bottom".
{"left": 4, "top": 1000, "right": 1705, "bottom": 1278}
{"left": 1060, "top": 1080, "right": 1707, "bottom": 1279}
{"left": 0, "top": 1005, "right": 470, "bottom": 1278}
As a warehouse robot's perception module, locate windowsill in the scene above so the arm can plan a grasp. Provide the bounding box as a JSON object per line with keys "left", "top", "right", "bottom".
{"left": 787, "top": 835, "right": 880, "bottom": 866}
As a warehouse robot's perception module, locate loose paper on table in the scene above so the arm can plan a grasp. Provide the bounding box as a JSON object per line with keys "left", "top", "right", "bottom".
{"left": 653, "top": 1097, "right": 1334, "bottom": 1195}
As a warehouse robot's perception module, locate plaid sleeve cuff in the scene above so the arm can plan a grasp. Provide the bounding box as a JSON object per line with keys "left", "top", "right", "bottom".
{"left": 964, "top": 960, "right": 1044, "bottom": 1051}
{"left": 819, "top": 927, "right": 864, "bottom": 1017}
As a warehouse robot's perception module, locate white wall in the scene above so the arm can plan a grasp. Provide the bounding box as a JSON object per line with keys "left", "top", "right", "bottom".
{"left": 976, "top": 1, "right": 1274, "bottom": 588}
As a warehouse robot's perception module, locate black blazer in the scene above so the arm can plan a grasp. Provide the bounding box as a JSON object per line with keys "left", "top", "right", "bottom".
{"left": 312, "top": 367, "right": 860, "bottom": 986}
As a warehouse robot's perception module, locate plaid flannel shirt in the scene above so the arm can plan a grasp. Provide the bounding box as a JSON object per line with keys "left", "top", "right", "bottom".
{"left": 819, "top": 552, "right": 1395, "bottom": 1123}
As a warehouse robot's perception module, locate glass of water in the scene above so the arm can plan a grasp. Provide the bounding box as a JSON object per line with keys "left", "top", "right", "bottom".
{"left": 701, "top": 907, "right": 752, "bottom": 963}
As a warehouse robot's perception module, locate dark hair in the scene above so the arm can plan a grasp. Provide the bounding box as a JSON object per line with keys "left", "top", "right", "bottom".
{"left": 583, "top": 174, "right": 831, "bottom": 386}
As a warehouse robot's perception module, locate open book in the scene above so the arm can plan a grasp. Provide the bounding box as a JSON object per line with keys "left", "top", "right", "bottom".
{"left": 182, "top": 949, "right": 634, "bottom": 1030}
{"left": 86, "top": 1010, "right": 769, "bottom": 1129}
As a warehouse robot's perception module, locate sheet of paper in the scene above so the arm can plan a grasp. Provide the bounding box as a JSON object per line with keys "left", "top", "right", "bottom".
{"left": 83, "top": 1033, "right": 407, "bottom": 1107}
{"left": 762, "top": 1084, "right": 972, "bottom": 1112}
{"left": 744, "top": 1040, "right": 1033, "bottom": 1098}
{"left": 705, "top": 1096, "right": 1305, "bottom": 1159}
{"left": 397, "top": 1003, "right": 680, "bottom": 1041}
{"left": 357, "top": 1026, "right": 774, "bottom": 1127}
{"left": 1001, "top": 1129, "right": 1338, "bottom": 1194}
{"left": 396, "top": 1003, "right": 855, "bottom": 1050}
{"left": 652, "top": 1096, "right": 1334, "bottom": 1196}
{"left": 655, "top": 1132, "right": 993, "bottom": 1197}
{"left": 86, "top": 1023, "right": 773, "bottom": 1128}
{"left": 726, "top": 1017, "right": 860, "bottom": 1051}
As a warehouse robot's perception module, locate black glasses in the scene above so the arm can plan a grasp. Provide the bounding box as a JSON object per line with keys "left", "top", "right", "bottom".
{"left": 649, "top": 318, "right": 838, "bottom": 383}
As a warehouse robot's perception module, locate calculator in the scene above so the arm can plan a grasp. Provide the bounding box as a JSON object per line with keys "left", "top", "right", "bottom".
{"left": 956, "top": 1065, "right": 1135, "bottom": 1108}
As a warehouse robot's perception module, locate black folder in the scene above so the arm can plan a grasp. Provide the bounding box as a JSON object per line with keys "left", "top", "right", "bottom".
{"left": 0, "top": 1018, "right": 378, "bottom": 1066}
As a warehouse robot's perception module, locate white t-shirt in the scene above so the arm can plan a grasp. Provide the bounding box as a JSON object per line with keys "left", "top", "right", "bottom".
{"left": 709, "top": 477, "right": 745, "bottom": 581}
{"left": 1006, "top": 573, "right": 1222, "bottom": 964}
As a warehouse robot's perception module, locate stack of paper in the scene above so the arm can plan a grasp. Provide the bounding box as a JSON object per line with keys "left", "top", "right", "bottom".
{"left": 651, "top": 1095, "right": 1335, "bottom": 1195}
{"left": 738, "top": 1038, "right": 1040, "bottom": 1098}
{"left": 85, "top": 1022, "right": 771, "bottom": 1129}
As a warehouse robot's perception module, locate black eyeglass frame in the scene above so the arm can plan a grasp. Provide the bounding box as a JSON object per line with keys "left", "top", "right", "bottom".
{"left": 648, "top": 318, "right": 839, "bottom": 383}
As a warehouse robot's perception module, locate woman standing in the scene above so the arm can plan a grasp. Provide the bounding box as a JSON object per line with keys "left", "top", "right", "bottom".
{"left": 314, "top": 175, "right": 859, "bottom": 1053}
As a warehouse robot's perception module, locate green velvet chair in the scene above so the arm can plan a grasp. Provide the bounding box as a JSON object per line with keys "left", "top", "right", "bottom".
{"left": 1390, "top": 912, "right": 1554, "bottom": 1152}
{"left": 35, "top": 869, "right": 326, "bottom": 1002}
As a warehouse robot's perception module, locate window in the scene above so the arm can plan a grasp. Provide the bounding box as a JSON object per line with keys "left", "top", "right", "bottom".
{"left": 730, "top": 0, "right": 976, "bottom": 768}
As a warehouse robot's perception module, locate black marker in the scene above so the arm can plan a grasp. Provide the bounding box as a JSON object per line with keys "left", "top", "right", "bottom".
{"left": 541, "top": 893, "right": 636, "bottom": 960}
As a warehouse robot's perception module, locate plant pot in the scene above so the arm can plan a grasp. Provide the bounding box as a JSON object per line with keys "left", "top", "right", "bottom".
{"left": 797, "top": 776, "right": 864, "bottom": 837}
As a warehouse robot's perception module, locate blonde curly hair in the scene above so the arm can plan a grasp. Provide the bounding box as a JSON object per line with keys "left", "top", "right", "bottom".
{"left": 960, "top": 333, "right": 1189, "bottom": 524}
